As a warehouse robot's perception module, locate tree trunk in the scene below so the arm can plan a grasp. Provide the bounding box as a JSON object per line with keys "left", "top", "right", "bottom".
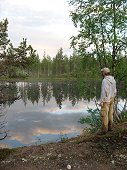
{"left": 112, "top": 1, "right": 117, "bottom": 76}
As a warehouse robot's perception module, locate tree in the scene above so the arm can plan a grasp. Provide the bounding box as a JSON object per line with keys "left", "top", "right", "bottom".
{"left": 5, "top": 43, "right": 17, "bottom": 77}
{"left": 0, "top": 18, "right": 10, "bottom": 76}
{"left": 69, "top": 52, "right": 81, "bottom": 76}
{"left": 0, "top": 18, "right": 41, "bottom": 78}
{"left": 27, "top": 46, "right": 41, "bottom": 77}
{"left": 41, "top": 52, "right": 52, "bottom": 76}
{"left": 5, "top": 39, "right": 38, "bottom": 77}
{"left": 0, "top": 18, "right": 10, "bottom": 58}
{"left": 54, "top": 48, "right": 64, "bottom": 75}
{"left": 69, "top": 0, "right": 127, "bottom": 76}
{"left": 14, "top": 38, "right": 29, "bottom": 68}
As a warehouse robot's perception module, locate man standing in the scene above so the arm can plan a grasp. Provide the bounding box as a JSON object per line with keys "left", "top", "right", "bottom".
{"left": 98, "top": 67, "right": 116, "bottom": 135}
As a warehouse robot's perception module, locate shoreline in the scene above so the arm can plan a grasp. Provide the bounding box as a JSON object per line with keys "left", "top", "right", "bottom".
{"left": 0, "top": 122, "right": 127, "bottom": 170}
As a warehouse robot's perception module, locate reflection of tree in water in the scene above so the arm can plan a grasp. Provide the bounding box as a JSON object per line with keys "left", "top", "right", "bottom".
{"left": 69, "top": 81, "right": 82, "bottom": 106}
{"left": 19, "top": 82, "right": 41, "bottom": 105}
{"left": 52, "top": 81, "right": 68, "bottom": 109}
{"left": 19, "top": 82, "right": 28, "bottom": 106}
{"left": 51, "top": 80, "right": 100, "bottom": 108}
{"left": 68, "top": 80, "right": 100, "bottom": 106}
{"left": 27, "top": 83, "right": 40, "bottom": 104}
{"left": 0, "top": 82, "right": 20, "bottom": 106}
{"left": 12, "top": 81, "right": 101, "bottom": 108}
{"left": 0, "top": 82, "right": 18, "bottom": 140}
{"left": 41, "top": 82, "right": 52, "bottom": 105}
{"left": 82, "top": 80, "right": 101, "bottom": 101}
{"left": 0, "top": 105, "right": 8, "bottom": 140}
{"left": 0, "top": 80, "right": 113, "bottom": 109}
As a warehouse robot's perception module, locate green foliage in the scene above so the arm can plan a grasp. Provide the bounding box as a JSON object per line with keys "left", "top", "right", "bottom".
{"left": 0, "top": 18, "right": 39, "bottom": 78}
{"left": 79, "top": 107, "right": 127, "bottom": 134}
{"left": 69, "top": 0, "right": 127, "bottom": 76}
{"left": 116, "top": 58, "right": 127, "bottom": 81}
{"left": 0, "top": 19, "right": 10, "bottom": 76}
{"left": 0, "top": 18, "right": 10, "bottom": 52}
{"left": 52, "top": 48, "right": 67, "bottom": 75}
{"left": 120, "top": 111, "right": 127, "bottom": 121}
{"left": 0, "top": 148, "right": 16, "bottom": 161}
{"left": 79, "top": 108, "right": 101, "bottom": 132}
{"left": 41, "top": 53, "right": 52, "bottom": 76}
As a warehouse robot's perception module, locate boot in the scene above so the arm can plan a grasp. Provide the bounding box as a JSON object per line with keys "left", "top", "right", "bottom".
{"left": 96, "top": 130, "right": 107, "bottom": 135}
{"left": 108, "top": 123, "right": 113, "bottom": 132}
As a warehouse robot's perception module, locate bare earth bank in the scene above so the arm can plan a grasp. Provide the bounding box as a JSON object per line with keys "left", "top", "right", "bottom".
{"left": 0, "top": 122, "right": 127, "bottom": 170}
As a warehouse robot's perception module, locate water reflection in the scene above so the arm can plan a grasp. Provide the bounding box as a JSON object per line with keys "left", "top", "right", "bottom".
{"left": 0, "top": 80, "right": 126, "bottom": 148}
{"left": 0, "top": 82, "right": 20, "bottom": 106}
{"left": 0, "top": 105, "right": 8, "bottom": 140}
{"left": 0, "top": 80, "right": 102, "bottom": 108}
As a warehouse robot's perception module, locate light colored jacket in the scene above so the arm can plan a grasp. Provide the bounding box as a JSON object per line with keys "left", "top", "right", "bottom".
{"left": 100, "top": 75, "right": 116, "bottom": 103}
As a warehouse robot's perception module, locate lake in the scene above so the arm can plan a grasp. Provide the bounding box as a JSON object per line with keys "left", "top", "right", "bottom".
{"left": 0, "top": 80, "right": 109, "bottom": 148}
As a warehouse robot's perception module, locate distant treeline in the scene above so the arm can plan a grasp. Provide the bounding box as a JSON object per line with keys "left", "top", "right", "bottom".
{"left": 0, "top": 19, "right": 100, "bottom": 79}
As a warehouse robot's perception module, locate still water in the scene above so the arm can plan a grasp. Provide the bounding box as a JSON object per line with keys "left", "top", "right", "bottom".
{"left": 0, "top": 80, "right": 101, "bottom": 148}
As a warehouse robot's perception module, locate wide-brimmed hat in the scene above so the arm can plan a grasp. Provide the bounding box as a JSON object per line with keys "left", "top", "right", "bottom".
{"left": 101, "top": 67, "right": 110, "bottom": 74}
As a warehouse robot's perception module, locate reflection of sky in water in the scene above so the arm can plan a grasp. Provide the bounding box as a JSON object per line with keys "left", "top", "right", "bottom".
{"left": 0, "top": 82, "right": 97, "bottom": 148}
{"left": 117, "top": 99, "right": 126, "bottom": 112}
{"left": 0, "top": 97, "right": 96, "bottom": 148}
{"left": 0, "top": 81, "right": 126, "bottom": 148}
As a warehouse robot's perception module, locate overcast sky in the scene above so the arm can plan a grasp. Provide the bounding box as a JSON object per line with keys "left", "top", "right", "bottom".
{"left": 0, "top": 0, "right": 77, "bottom": 59}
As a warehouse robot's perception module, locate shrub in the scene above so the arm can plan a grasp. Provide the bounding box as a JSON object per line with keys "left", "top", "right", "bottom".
{"left": 78, "top": 108, "right": 101, "bottom": 133}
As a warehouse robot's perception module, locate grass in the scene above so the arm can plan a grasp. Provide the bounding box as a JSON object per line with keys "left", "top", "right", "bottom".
{"left": 0, "top": 148, "right": 17, "bottom": 161}
{"left": 76, "top": 121, "right": 127, "bottom": 144}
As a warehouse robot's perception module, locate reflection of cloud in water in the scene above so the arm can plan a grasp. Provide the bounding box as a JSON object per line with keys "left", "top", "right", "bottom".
{"left": 5, "top": 110, "right": 85, "bottom": 146}
{"left": 10, "top": 133, "right": 36, "bottom": 145}
{"left": 35, "top": 126, "right": 78, "bottom": 135}
{"left": 9, "top": 126, "right": 81, "bottom": 145}
{"left": 2, "top": 95, "right": 96, "bottom": 148}
{"left": 7, "top": 97, "right": 96, "bottom": 116}
{"left": 17, "top": 119, "right": 25, "bottom": 122}
{"left": 8, "top": 124, "right": 83, "bottom": 145}
{"left": 10, "top": 134, "right": 28, "bottom": 143}
{"left": 50, "top": 100, "right": 96, "bottom": 115}
{"left": 33, "top": 120, "right": 42, "bottom": 123}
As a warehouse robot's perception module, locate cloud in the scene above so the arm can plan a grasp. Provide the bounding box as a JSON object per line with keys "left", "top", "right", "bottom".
{"left": 0, "top": 0, "right": 77, "bottom": 58}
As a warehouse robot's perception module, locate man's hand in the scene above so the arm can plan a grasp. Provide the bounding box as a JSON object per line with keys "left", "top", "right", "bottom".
{"left": 97, "top": 102, "right": 103, "bottom": 107}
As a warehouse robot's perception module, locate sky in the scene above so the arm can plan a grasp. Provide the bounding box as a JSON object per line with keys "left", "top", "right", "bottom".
{"left": 0, "top": 0, "right": 77, "bottom": 59}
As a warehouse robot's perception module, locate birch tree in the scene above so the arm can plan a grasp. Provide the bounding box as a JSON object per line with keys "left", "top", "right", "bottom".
{"left": 69, "top": 0, "right": 127, "bottom": 76}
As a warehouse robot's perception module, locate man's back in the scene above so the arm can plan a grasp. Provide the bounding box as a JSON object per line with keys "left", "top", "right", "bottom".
{"left": 101, "top": 75, "right": 116, "bottom": 103}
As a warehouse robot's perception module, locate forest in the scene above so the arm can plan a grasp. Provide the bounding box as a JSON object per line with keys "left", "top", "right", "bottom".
{"left": 0, "top": 18, "right": 99, "bottom": 79}
{"left": 0, "top": 0, "right": 127, "bottom": 83}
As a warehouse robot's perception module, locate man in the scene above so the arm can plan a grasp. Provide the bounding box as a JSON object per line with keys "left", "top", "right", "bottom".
{"left": 98, "top": 67, "right": 116, "bottom": 135}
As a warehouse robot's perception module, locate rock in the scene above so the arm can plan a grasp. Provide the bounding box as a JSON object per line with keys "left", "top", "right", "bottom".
{"left": 58, "top": 154, "right": 62, "bottom": 158}
{"left": 111, "top": 160, "right": 115, "bottom": 164}
{"left": 21, "top": 158, "right": 27, "bottom": 162}
{"left": 47, "top": 153, "right": 52, "bottom": 156}
{"left": 67, "top": 164, "right": 71, "bottom": 169}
